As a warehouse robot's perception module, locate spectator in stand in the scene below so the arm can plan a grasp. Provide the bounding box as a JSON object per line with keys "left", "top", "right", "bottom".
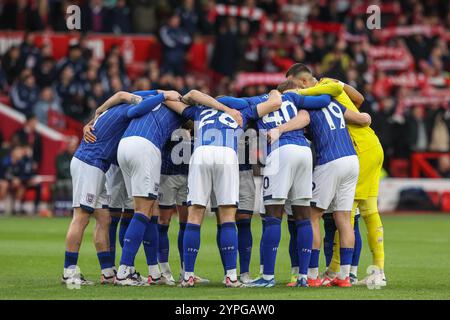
{"left": 82, "top": 0, "right": 108, "bottom": 33}
{"left": 13, "top": 114, "right": 42, "bottom": 171}
{"left": 129, "top": 0, "right": 159, "bottom": 33}
{"left": 159, "top": 13, "right": 192, "bottom": 75}
{"left": 2, "top": 46, "right": 24, "bottom": 85}
{"left": 406, "top": 106, "right": 433, "bottom": 153}
{"left": 109, "top": 0, "right": 132, "bottom": 34}
{"left": 10, "top": 72, "right": 39, "bottom": 116}
{"left": 0, "top": 60, "right": 8, "bottom": 93}
{"left": 33, "top": 86, "right": 63, "bottom": 126}
{"left": 52, "top": 136, "right": 78, "bottom": 216}
{"left": 211, "top": 18, "right": 239, "bottom": 77}
{"left": 53, "top": 65, "right": 85, "bottom": 122}
{"left": 320, "top": 40, "right": 351, "bottom": 80}
{"left": 0, "top": 145, "right": 38, "bottom": 215}
{"left": 86, "top": 81, "right": 107, "bottom": 114}
{"left": 0, "top": 0, "right": 43, "bottom": 31}
{"left": 176, "top": 0, "right": 200, "bottom": 35}
{"left": 56, "top": 44, "right": 86, "bottom": 81}
{"left": 19, "top": 32, "right": 41, "bottom": 71}
{"left": 437, "top": 155, "right": 450, "bottom": 178}
{"left": 34, "top": 57, "right": 57, "bottom": 88}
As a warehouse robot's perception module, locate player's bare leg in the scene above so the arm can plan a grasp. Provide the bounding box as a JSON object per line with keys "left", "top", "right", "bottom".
{"left": 93, "top": 208, "right": 115, "bottom": 283}
{"left": 181, "top": 204, "right": 206, "bottom": 287}
{"left": 62, "top": 207, "right": 94, "bottom": 285}
{"left": 291, "top": 205, "right": 313, "bottom": 287}
{"left": 330, "top": 210, "right": 354, "bottom": 287}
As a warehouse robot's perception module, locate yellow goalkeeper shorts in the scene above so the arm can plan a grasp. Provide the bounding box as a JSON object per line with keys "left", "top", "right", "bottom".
{"left": 354, "top": 144, "right": 384, "bottom": 200}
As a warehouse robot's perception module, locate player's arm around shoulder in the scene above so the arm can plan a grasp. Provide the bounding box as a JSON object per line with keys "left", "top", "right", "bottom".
{"left": 255, "top": 90, "right": 283, "bottom": 117}
{"left": 181, "top": 89, "right": 243, "bottom": 127}
{"left": 297, "top": 79, "right": 344, "bottom": 97}
{"left": 344, "top": 108, "right": 371, "bottom": 126}
{"left": 126, "top": 91, "right": 181, "bottom": 118}
{"left": 267, "top": 110, "right": 310, "bottom": 145}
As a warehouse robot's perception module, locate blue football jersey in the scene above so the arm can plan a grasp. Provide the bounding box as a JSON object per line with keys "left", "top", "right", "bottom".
{"left": 182, "top": 105, "right": 257, "bottom": 152}
{"left": 308, "top": 100, "right": 356, "bottom": 165}
{"left": 74, "top": 103, "right": 132, "bottom": 172}
{"left": 122, "top": 103, "right": 186, "bottom": 151}
{"left": 244, "top": 93, "right": 310, "bottom": 154}
{"left": 74, "top": 92, "right": 164, "bottom": 172}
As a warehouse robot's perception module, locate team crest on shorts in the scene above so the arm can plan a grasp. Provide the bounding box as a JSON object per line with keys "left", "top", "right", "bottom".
{"left": 86, "top": 193, "right": 95, "bottom": 204}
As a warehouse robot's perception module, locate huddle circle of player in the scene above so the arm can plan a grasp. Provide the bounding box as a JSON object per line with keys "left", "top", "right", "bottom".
{"left": 62, "top": 64, "right": 386, "bottom": 288}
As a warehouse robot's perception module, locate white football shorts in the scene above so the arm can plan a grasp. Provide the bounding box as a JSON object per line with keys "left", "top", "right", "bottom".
{"left": 210, "top": 168, "right": 256, "bottom": 213}
{"left": 188, "top": 146, "right": 239, "bottom": 207}
{"left": 71, "top": 157, "right": 108, "bottom": 212}
{"left": 262, "top": 144, "right": 312, "bottom": 206}
{"left": 311, "top": 155, "right": 359, "bottom": 212}
{"left": 117, "top": 136, "right": 161, "bottom": 199}
{"left": 158, "top": 174, "right": 188, "bottom": 207}
{"left": 105, "top": 164, "right": 133, "bottom": 212}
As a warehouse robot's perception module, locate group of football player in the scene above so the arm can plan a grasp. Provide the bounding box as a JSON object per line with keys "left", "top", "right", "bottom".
{"left": 61, "top": 63, "right": 386, "bottom": 288}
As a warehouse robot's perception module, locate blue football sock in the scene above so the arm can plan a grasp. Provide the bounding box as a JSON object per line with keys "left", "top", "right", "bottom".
{"left": 120, "top": 213, "right": 149, "bottom": 266}
{"left": 216, "top": 224, "right": 226, "bottom": 274}
{"left": 296, "top": 219, "right": 313, "bottom": 276}
{"left": 310, "top": 249, "right": 320, "bottom": 269}
{"left": 183, "top": 223, "right": 201, "bottom": 273}
{"left": 220, "top": 222, "right": 238, "bottom": 273}
{"left": 158, "top": 223, "right": 170, "bottom": 264}
{"left": 143, "top": 216, "right": 159, "bottom": 266}
{"left": 97, "top": 251, "right": 114, "bottom": 270}
{"left": 64, "top": 251, "right": 78, "bottom": 268}
{"left": 236, "top": 218, "right": 252, "bottom": 275}
{"left": 340, "top": 247, "right": 354, "bottom": 266}
{"left": 119, "top": 216, "right": 132, "bottom": 248}
{"left": 323, "top": 215, "right": 337, "bottom": 267}
{"left": 262, "top": 216, "right": 281, "bottom": 276}
{"left": 259, "top": 216, "right": 266, "bottom": 267}
{"left": 109, "top": 215, "right": 120, "bottom": 266}
{"left": 352, "top": 214, "right": 362, "bottom": 267}
{"left": 178, "top": 222, "right": 186, "bottom": 269}
{"left": 287, "top": 220, "right": 299, "bottom": 268}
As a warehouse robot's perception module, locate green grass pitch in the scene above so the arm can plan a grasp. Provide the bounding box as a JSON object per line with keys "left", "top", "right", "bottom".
{"left": 1, "top": 214, "right": 450, "bottom": 300}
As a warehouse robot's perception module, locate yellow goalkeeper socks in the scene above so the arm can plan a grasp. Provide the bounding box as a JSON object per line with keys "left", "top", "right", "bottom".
{"left": 360, "top": 197, "right": 385, "bottom": 270}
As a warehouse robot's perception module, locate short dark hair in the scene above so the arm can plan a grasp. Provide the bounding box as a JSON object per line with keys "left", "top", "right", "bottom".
{"left": 285, "top": 63, "right": 312, "bottom": 78}
{"left": 276, "top": 80, "right": 298, "bottom": 93}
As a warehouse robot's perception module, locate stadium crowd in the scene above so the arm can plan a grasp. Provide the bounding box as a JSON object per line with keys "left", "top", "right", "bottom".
{"left": 0, "top": 0, "right": 449, "bottom": 214}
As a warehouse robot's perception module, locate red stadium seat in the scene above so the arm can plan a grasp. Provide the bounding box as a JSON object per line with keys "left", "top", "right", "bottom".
{"left": 390, "top": 159, "right": 410, "bottom": 177}
{"left": 441, "top": 192, "right": 450, "bottom": 213}
{"left": 427, "top": 191, "right": 441, "bottom": 208}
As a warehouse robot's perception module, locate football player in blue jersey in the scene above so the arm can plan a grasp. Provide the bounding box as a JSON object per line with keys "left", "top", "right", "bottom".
{"left": 114, "top": 90, "right": 243, "bottom": 286}
{"left": 158, "top": 90, "right": 282, "bottom": 287}
{"left": 271, "top": 80, "right": 371, "bottom": 287}
{"left": 210, "top": 129, "right": 258, "bottom": 285}
{"left": 157, "top": 128, "right": 210, "bottom": 285}
{"left": 218, "top": 90, "right": 330, "bottom": 288}
{"left": 62, "top": 89, "right": 180, "bottom": 286}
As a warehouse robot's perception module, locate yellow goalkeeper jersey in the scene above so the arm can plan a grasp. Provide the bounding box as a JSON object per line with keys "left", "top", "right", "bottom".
{"left": 298, "top": 78, "right": 381, "bottom": 154}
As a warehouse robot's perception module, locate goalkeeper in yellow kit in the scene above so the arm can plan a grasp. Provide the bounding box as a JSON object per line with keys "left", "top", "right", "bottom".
{"left": 286, "top": 63, "right": 386, "bottom": 286}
